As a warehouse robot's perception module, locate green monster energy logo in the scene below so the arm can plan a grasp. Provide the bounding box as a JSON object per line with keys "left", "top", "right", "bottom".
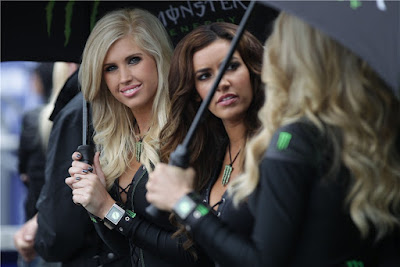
{"left": 345, "top": 260, "right": 364, "bottom": 267}
{"left": 276, "top": 132, "right": 292, "bottom": 150}
{"left": 45, "top": 0, "right": 100, "bottom": 47}
{"left": 338, "top": 0, "right": 362, "bottom": 10}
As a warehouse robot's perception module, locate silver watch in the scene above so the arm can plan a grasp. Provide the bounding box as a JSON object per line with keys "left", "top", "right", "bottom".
{"left": 103, "top": 203, "right": 125, "bottom": 230}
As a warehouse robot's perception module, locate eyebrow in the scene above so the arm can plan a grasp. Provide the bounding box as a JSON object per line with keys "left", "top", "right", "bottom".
{"left": 194, "top": 55, "right": 240, "bottom": 75}
{"left": 103, "top": 52, "right": 143, "bottom": 67}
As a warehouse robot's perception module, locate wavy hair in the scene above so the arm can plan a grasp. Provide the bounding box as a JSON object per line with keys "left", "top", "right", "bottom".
{"left": 160, "top": 22, "right": 264, "bottom": 191}
{"left": 159, "top": 22, "right": 264, "bottom": 252}
{"left": 79, "top": 8, "right": 173, "bottom": 189}
{"left": 232, "top": 13, "right": 400, "bottom": 240}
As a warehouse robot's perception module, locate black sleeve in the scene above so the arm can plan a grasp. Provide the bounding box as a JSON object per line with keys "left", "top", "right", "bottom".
{"left": 94, "top": 207, "right": 205, "bottom": 265}
{"left": 34, "top": 94, "right": 93, "bottom": 262}
{"left": 18, "top": 110, "right": 38, "bottom": 175}
{"left": 185, "top": 123, "right": 318, "bottom": 266}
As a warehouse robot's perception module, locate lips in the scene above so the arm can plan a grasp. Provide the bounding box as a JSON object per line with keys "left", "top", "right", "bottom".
{"left": 121, "top": 84, "right": 142, "bottom": 97}
{"left": 217, "top": 93, "right": 238, "bottom": 106}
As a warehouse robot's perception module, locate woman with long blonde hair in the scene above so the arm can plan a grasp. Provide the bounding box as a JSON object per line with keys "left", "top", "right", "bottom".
{"left": 66, "top": 8, "right": 211, "bottom": 266}
{"left": 146, "top": 12, "right": 400, "bottom": 266}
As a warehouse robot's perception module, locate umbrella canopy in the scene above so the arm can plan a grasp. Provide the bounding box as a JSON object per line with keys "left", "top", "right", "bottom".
{"left": 260, "top": 0, "right": 400, "bottom": 97}
{"left": 1, "top": 0, "right": 274, "bottom": 63}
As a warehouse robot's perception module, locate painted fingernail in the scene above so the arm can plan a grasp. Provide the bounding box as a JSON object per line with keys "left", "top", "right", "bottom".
{"left": 82, "top": 169, "right": 88, "bottom": 173}
{"left": 76, "top": 153, "right": 82, "bottom": 159}
{"left": 76, "top": 176, "right": 81, "bottom": 181}
{"left": 88, "top": 167, "right": 94, "bottom": 172}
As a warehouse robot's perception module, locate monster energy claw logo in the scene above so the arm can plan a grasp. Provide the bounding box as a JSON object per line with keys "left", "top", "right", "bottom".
{"left": 345, "top": 260, "right": 364, "bottom": 267}
{"left": 277, "top": 132, "right": 292, "bottom": 150}
{"left": 45, "top": 0, "right": 100, "bottom": 47}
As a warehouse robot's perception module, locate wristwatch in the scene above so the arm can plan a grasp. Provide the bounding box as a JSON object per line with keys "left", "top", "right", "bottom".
{"left": 103, "top": 203, "right": 125, "bottom": 230}
{"left": 173, "top": 194, "right": 197, "bottom": 220}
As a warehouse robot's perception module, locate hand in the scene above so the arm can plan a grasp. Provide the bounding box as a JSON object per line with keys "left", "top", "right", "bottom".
{"left": 66, "top": 151, "right": 114, "bottom": 218}
{"left": 69, "top": 151, "right": 106, "bottom": 187}
{"left": 13, "top": 214, "right": 38, "bottom": 262}
{"left": 146, "top": 163, "right": 195, "bottom": 211}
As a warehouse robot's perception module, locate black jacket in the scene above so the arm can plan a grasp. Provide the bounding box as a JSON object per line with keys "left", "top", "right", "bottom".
{"left": 18, "top": 106, "right": 46, "bottom": 220}
{"left": 186, "top": 122, "right": 400, "bottom": 267}
{"left": 35, "top": 71, "right": 130, "bottom": 267}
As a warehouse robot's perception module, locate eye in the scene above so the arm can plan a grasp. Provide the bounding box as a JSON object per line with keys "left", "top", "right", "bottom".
{"left": 227, "top": 61, "right": 240, "bottom": 71}
{"left": 104, "top": 65, "right": 117, "bottom": 72}
{"left": 129, "top": 56, "right": 141, "bottom": 65}
{"left": 196, "top": 72, "right": 211, "bottom": 81}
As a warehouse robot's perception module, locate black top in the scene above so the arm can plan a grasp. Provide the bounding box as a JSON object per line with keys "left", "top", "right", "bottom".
{"left": 187, "top": 122, "right": 400, "bottom": 266}
{"left": 202, "top": 145, "right": 253, "bottom": 240}
{"left": 93, "top": 165, "right": 214, "bottom": 267}
{"left": 35, "top": 71, "right": 130, "bottom": 267}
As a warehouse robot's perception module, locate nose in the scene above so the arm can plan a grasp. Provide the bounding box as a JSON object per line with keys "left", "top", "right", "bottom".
{"left": 120, "top": 66, "right": 133, "bottom": 84}
{"left": 216, "top": 75, "right": 230, "bottom": 92}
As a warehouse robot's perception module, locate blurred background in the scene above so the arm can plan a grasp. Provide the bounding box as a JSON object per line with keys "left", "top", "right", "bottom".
{"left": 1, "top": 61, "right": 46, "bottom": 266}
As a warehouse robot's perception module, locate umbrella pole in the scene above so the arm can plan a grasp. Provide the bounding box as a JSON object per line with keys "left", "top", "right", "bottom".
{"left": 146, "top": 0, "right": 256, "bottom": 216}
{"left": 77, "top": 98, "right": 94, "bottom": 164}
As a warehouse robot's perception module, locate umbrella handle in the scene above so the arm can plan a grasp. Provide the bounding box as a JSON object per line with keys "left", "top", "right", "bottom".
{"left": 77, "top": 144, "right": 95, "bottom": 165}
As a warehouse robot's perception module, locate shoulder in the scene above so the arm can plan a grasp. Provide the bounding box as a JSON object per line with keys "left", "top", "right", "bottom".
{"left": 52, "top": 93, "right": 83, "bottom": 123}
{"left": 265, "top": 121, "right": 323, "bottom": 165}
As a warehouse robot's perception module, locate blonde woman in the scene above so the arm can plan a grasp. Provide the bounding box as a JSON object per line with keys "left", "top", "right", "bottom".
{"left": 66, "top": 8, "right": 211, "bottom": 267}
{"left": 146, "top": 12, "right": 400, "bottom": 266}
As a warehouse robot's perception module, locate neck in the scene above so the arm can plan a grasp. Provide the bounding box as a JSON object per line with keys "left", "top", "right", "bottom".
{"left": 223, "top": 120, "right": 246, "bottom": 151}
{"left": 132, "top": 110, "right": 152, "bottom": 136}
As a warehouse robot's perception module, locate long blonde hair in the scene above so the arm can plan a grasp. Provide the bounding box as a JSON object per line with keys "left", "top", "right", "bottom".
{"left": 231, "top": 13, "right": 400, "bottom": 240}
{"left": 79, "top": 8, "right": 173, "bottom": 189}
{"left": 39, "top": 62, "right": 78, "bottom": 150}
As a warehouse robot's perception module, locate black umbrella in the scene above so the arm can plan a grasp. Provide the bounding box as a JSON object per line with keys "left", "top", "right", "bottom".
{"left": 261, "top": 0, "right": 400, "bottom": 97}
{"left": 1, "top": 0, "right": 272, "bottom": 62}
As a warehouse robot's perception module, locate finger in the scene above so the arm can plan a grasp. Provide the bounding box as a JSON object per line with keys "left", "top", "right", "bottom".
{"left": 65, "top": 176, "right": 80, "bottom": 188}
{"left": 72, "top": 151, "right": 82, "bottom": 161}
{"left": 71, "top": 160, "right": 91, "bottom": 170}
{"left": 93, "top": 152, "right": 101, "bottom": 175}
{"left": 68, "top": 166, "right": 83, "bottom": 177}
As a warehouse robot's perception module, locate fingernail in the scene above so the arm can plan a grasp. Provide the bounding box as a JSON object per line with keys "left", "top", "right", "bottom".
{"left": 88, "top": 167, "right": 93, "bottom": 172}
{"left": 82, "top": 169, "right": 88, "bottom": 173}
{"left": 76, "top": 176, "right": 81, "bottom": 181}
{"left": 76, "top": 153, "right": 82, "bottom": 159}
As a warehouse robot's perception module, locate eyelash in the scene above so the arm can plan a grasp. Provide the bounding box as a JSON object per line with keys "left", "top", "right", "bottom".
{"left": 196, "top": 61, "right": 241, "bottom": 81}
{"left": 104, "top": 56, "right": 142, "bottom": 72}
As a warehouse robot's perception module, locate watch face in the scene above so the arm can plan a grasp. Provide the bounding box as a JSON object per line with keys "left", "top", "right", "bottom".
{"left": 175, "top": 195, "right": 196, "bottom": 219}
{"left": 108, "top": 206, "right": 124, "bottom": 224}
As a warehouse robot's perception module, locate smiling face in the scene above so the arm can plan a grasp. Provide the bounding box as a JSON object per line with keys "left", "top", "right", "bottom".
{"left": 193, "top": 39, "right": 253, "bottom": 124}
{"left": 103, "top": 36, "right": 158, "bottom": 114}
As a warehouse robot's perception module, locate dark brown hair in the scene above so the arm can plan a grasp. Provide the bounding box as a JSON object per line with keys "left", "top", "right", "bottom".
{"left": 160, "top": 22, "right": 264, "bottom": 190}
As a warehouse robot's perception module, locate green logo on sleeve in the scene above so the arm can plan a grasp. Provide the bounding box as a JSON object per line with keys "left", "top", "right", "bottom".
{"left": 277, "top": 132, "right": 292, "bottom": 150}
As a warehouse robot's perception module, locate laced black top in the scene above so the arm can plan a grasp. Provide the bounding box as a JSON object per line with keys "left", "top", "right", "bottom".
{"left": 94, "top": 165, "right": 214, "bottom": 267}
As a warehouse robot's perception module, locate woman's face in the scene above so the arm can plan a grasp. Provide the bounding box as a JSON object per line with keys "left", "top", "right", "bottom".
{"left": 103, "top": 36, "right": 158, "bottom": 114}
{"left": 193, "top": 39, "right": 253, "bottom": 124}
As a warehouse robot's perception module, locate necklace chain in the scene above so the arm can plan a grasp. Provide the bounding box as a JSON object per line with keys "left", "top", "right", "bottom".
{"left": 135, "top": 124, "right": 150, "bottom": 162}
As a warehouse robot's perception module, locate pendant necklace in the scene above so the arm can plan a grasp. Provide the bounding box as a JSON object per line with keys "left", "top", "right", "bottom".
{"left": 222, "top": 143, "right": 241, "bottom": 186}
{"left": 135, "top": 125, "right": 148, "bottom": 162}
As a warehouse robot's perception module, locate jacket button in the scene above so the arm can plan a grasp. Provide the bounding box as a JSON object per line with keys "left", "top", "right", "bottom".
{"left": 108, "top": 253, "right": 115, "bottom": 259}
